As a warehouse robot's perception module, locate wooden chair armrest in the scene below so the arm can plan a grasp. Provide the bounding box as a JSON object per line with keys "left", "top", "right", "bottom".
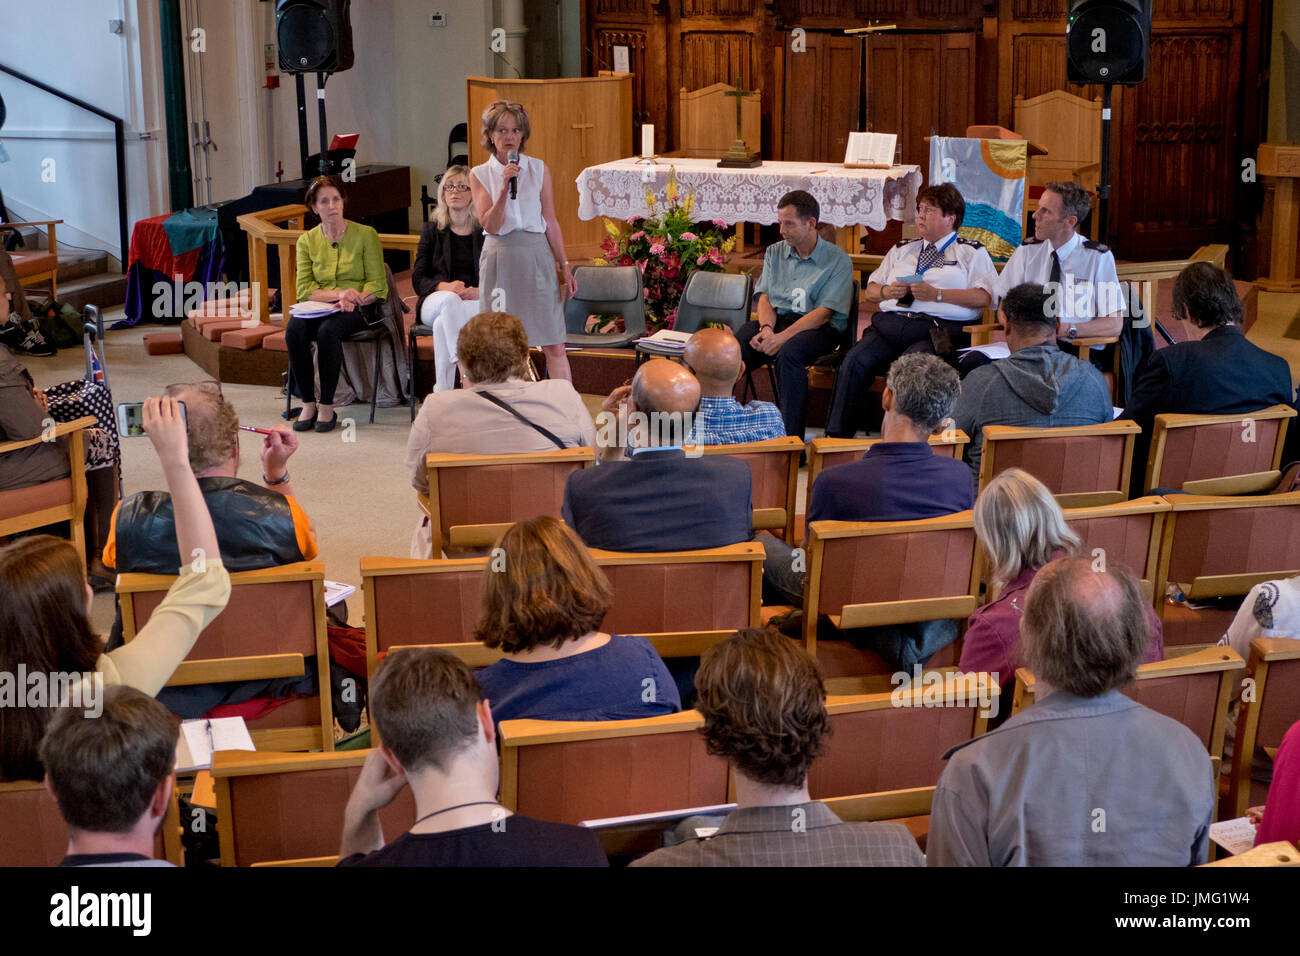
{"left": 0, "top": 219, "right": 64, "bottom": 231}
{"left": 1074, "top": 335, "right": 1120, "bottom": 348}
{"left": 962, "top": 322, "right": 1002, "bottom": 334}
{"left": 0, "top": 415, "right": 97, "bottom": 455}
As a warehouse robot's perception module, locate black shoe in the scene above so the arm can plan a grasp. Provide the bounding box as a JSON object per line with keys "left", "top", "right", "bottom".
{"left": 12, "top": 325, "right": 55, "bottom": 357}
{"left": 291, "top": 414, "right": 318, "bottom": 432}
{"left": 767, "top": 609, "right": 804, "bottom": 637}
{"left": 314, "top": 413, "right": 339, "bottom": 433}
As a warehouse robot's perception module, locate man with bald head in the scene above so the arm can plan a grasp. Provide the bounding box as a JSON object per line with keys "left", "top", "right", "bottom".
{"left": 683, "top": 328, "right": 784, "bottom": 445}
{"left": 563, "top": 358, "right": 752, "bottom": 552}
{"left": 928, "top": 557, "right": 1214, "bottom": 867}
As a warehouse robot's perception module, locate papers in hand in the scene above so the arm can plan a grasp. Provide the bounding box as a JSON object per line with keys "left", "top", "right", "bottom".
{"left": 958, "top": 342, "right": 1011, "bottom": 361}
{"left": 844, "top": 131, "right": 897, "bottom": 168}
{"left": 1209, "top": 817, "right": 1260, "bottom": 856}
{"left": 323, "top": 580, "right": 356, "bottom": 607}
{"left": 289, "top": 301, "right": 336, "bottom": 318}
{"left": 176, "top": 717, "right": 255, "bottom": 773}
{"left": 634, "top": 329, "right": 693, "bottom": 351}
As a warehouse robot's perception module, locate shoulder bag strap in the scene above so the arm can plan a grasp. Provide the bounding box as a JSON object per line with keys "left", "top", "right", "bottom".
{"left": 475, "top": 390, "right": 568, "bottom": 450}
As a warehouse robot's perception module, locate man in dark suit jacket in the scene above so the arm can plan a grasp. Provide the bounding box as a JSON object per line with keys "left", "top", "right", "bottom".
{"left": 563, "top": 359, "right": 752, "bottom": 552}
{"left": 1120, "top": 262, "right": 1295, "bottom": 493}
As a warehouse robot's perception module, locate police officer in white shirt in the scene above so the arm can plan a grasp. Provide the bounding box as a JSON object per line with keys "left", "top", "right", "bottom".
{"left": 962, "top": 181, "right": 1125, "bottom": 378}
{"left": 826, "top": 184, "right": 997, "bottom": 438}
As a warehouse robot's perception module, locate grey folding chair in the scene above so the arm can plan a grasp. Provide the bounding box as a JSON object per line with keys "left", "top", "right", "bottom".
{"left": 563, "top": 265, "right": 646, "bottom": 349}
{"left": 636, "top": 271, "right": 753, "bottom": 363}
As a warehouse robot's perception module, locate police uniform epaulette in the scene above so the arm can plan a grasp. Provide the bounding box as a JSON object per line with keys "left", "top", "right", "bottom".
{"left": 955, "top": 237, "right": 984, "bottom": 248}
{"left": 894, "top": 237, "right": 922, "bottom": 247}
{"left": 1020, "top": 236, "right": 1044, "bottom": 245}
{"left": 1082, "top": 240, "right": 1110, "bottom": 253}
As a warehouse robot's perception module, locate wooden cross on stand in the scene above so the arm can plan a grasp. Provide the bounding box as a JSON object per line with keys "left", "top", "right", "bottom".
{"left": 718, "top": 81, "right": 761, "bottom": 168}
{"left": 571, "top": 111, "right": 596, "bottom": 162}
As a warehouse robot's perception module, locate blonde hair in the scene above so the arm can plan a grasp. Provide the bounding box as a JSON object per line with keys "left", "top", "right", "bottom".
{"left": 479, "top": 100, "right": 530, "bottom": 154}
{"left": 974, "top": 468, "right": 1081, "bottom": 589}
{"left": 431, "top": 165, "right": 479, "bottom": 231}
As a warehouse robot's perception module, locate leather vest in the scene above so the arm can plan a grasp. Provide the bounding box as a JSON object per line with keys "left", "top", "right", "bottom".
{"left": 114, "top": 476, "right": 305, "bottom": 573}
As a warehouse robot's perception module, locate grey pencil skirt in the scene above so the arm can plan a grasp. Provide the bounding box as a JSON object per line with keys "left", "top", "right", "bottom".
{"left": 478, "top": 230, "right": 566, "bottom": 347}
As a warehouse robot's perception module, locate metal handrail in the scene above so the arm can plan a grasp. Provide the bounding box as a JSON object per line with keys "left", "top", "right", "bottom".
{"left": 0, "top": 62, "right": 128, "bottom": 261}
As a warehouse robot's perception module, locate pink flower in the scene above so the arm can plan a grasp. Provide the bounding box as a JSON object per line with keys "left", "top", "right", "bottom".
{"left": 619, "top": 255, "right": 633, "bottom": 266}
{"left": 648, "top": 239, "right": 666, "bottom": 256}
{"left": 626, "top": 217, "right": 640, "bottom": 225}
{"left": 664, "top": 267, "right": 678, "bottom": 279}
{"left": 681, "top": 232, "right": 698, "bottom": 241}
{"left": 629, "top": 231, "right": 645, "bottom": 241}
{"left": 638, "top": 260, "right": 647, "bottom": 273}
{"left": 708, "top": 248, "right": 724, "bottom": 266}
{"left": 712, "top": 219, "right": 728, "bottom": 229}
{"left": 697, "top": 254, "right": 707, "bottom": 265}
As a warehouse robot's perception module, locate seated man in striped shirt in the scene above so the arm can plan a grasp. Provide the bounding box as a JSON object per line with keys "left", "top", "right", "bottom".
{"left": 683, "top": 327, "right": 785, "bottom": 446}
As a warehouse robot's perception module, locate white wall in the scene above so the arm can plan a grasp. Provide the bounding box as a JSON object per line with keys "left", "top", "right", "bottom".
{"left": 0, "top": 0, "right": 167, "bottom": 262}
{"left": 262, "top": 0, "right": 495, "bottom": 230}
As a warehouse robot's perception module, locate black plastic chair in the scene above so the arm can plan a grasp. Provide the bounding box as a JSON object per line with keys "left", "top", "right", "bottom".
{"left": 285, "top": 318, "right": 401, "bottom": 425}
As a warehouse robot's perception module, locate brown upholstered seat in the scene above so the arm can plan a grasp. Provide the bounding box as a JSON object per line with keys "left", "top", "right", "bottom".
{"left": 0, "top": 417, "right": 95, "bottom": 565}
{"left": 211, "top": 750, "right": 416, "bottom": 866}
{"left": 117, "top": 561, "right": 334, "bottom": 753}
{"left": 700, "top": 436, "right": 803, "bottom": 540}
{"left": 1146, "top": 405, "right": 1296, "bottom": 496}
{"left": 1226, "top": 638, "right": 1300, "bottom": 818}
{"left": 498, "top": 711, "right": 729, "bottom": 825}
{"left": 1061, "top": 496, "right": 1171, "bottom": 605}
{"left": 979, "top": 421, "right": 1142, "bottom": 508}
{"left": 1153, "top": 492, "right": 1300, "bottom": 648}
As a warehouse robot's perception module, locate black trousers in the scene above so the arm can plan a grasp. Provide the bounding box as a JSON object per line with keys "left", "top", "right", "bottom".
{"left": 825, "top": 311, "right": 970, "bottom": 438}
{"left": 736, "top": 312, "right": 841, "bottom": 438}
{"left": 284, "top": 307, "right": 374, "bottom": 404}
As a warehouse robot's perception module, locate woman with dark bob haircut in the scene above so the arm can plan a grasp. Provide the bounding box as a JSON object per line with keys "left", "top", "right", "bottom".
{"left": 472, "top": 516, "right": 680, "bottom": 722}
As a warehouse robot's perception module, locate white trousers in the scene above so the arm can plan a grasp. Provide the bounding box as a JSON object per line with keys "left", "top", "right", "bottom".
{"left": 420, "top": 290, "right": 485, "bottom": 391}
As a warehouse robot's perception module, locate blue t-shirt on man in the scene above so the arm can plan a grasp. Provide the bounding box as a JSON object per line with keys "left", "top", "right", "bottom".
{"left": 475, "top": 634, "right": 681, "bottom": 723}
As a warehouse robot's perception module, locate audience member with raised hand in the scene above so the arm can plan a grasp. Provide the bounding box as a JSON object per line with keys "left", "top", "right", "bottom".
{"left": 631, "top": 628, "right": 923, "bottom": 867}
{"left": 682, "top": 326, "right": 785, "bottom": 445}
{"left": 469, "top": 100, "right": 576, "bottom": 383}
{"left": 413, "top": 165, "right": 486, "bottom": 392}
{"left": 286, "top": 175, "right": 388, "bottom": 434}
{"left": 40, "top": 686, "right": 180, "bottom": 867}
{"left": 565, "top": 358, "right": 752, "bottom": 552}
{"left": 0, "top": 396, "right": 230, "bottom": 782}
{"left": 960, "top": 468, "right": 1162, "bottom": 701}
{"left": 337, "top": 647, "right": 607, "bottom": 866}
{"left": 471, "top": 516, "right": 680, "bottom": 723}
{"left": 405, "top": 311, "right": 594, "bottom": 557}
{"left": 928, "top": 558, "right": 1213, "bottom": 867}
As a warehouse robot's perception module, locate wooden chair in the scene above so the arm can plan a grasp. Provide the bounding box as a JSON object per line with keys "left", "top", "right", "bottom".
{"left": 419, "top": 447, "right": 595, "bottom": 556}
{"left": 821, "top": 785, "right": 935, "bottom": 822}
{"left": 1226, "top": 637, "right": 1300, "bottom": 818}
{"left": 1061, "top": 496, "right": 1171, "bottom": 605}
{"left": 1011, "top": 646, "right": 1245, "bottom": 776}
{"left": 0, "top": 219, "right": 63, "bottom": 300}
{"left": 806, "top": 432, "right": 970, "bottom": 516}
{"left": 0, "top": 776, "right": 183, "bottom": 867}
{"left": 803, "top": 513, "right": 981, "bottom": 665}
{"left": 978, "top": 421, "right": 1141, "bottom": 507}
{"left": 1154, "top": 492, "right": 1300, "bottom": 648}
{"left": 700, "top": 436, "right": 802, "bottom": 541}
{"left": 210, "top": 749, "right": 417, "bottom": 867}
{"left": 0, "top": 415, "right": 96, "bottom": 566}
{"left": 1146, "top": 405, "right": 1297, "bottom": 496}
{"left": 118, "top": 561, "right": 334, "bottom": 753}
{"left": 362, "top": 543, "right": 765, "bottom": 678}
{"left": 497, "top": 711, "right": 730, "bottom": 825}
{"left": 808, "top": 678, "right": 999, "bottom": 800}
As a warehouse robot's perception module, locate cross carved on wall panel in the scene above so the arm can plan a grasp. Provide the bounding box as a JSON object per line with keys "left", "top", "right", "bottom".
{"left": 571, "top": 111, "right": 596, "bottom": 161}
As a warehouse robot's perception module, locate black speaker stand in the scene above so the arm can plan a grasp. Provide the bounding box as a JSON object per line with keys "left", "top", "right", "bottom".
{"left": 316, "top": 71, "right": 330, "bottom": 177}
{"left": 295, "top": 73, "right": 310, "bottom": 182}
{"left": 1098, "top": 83, "right": 1112, "bottom": 247}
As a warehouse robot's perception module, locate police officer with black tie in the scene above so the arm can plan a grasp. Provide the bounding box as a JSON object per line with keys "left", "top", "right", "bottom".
{"left": 826, "top": 183, "right": 997, "bottom": 439}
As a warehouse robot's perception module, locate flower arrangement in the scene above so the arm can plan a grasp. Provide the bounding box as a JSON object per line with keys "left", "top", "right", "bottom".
{"left": 591, "top": 167, "right": 735, "bottom": 333}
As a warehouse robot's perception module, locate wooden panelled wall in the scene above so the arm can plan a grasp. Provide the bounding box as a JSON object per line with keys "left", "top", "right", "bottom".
{"left": 583, "top": 0, "right": 1270, "bottom": 268}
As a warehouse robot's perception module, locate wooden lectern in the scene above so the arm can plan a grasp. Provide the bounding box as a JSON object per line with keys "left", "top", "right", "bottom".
{"left": 677, "top": 83, "right": 761, "bottom": 159}
{"left": 1257, "top": 143, "right": 1300, "bottom": 292}
{"left": 467, "top": 76, "right": 632, "bottom": 257}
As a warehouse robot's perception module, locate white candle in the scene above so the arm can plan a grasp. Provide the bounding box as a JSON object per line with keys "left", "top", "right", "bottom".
{"left": 642, "top": 124, "right": 654, "bottom": 159}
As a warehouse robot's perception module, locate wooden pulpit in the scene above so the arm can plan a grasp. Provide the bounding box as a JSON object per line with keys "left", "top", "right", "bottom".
{"left": 467, "top": 75, "right": 633, "bottom": 256}
{"left": 1257, "top": 143, "right": 1300, "bottom": 292}
{"left": 676, "top": 83, "right": 761, "bottom": 159}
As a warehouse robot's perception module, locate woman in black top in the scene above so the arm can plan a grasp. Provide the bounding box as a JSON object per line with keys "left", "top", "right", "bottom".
{"left": 413, "top": 166, "right": 485, "bottom": 391}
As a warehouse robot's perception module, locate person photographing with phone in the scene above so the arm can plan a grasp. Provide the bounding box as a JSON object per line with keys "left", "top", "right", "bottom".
{"left": 0, "top": 396, "right": 230, "bottom": 782}
{"left": 469, "top": 101, "right": 577, "bottom": 383}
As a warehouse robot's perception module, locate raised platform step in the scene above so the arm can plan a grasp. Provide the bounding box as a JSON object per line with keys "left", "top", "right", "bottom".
{"left": 55, "top": 272, "right": 127, "bottom": 313}
{"left": 56, "top": 249, "right": 110, "bottom": 283}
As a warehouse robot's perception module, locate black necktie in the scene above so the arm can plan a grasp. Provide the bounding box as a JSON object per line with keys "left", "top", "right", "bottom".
{"left": 1048, "top": 250, "right": 1062, "bottom": 287}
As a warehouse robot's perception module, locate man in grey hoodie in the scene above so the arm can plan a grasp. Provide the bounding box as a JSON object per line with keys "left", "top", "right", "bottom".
{"left": 953, "top": 283, "right": 1113, "bottom": 480}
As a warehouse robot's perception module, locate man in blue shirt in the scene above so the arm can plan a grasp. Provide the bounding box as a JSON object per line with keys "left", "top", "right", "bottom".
{"left": 737, "top": 190, "right": 854, "bottom": 439}
{"left": 684, "top": 327, "right": 785, "bottom": 445}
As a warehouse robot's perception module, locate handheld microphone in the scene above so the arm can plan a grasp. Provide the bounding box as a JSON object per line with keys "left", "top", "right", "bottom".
{"left": 507, "top": 149, "right": 518, "bottom": 200}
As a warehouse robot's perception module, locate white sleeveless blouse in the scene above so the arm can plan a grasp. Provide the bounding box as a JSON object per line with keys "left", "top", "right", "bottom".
{"left": 471, "top": 153, "right": 547, "bottom": 236}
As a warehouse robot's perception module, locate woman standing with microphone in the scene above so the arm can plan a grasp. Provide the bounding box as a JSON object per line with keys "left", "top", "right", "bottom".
{"left": 469, "top": 101, "right": 577, "bottom": 382}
